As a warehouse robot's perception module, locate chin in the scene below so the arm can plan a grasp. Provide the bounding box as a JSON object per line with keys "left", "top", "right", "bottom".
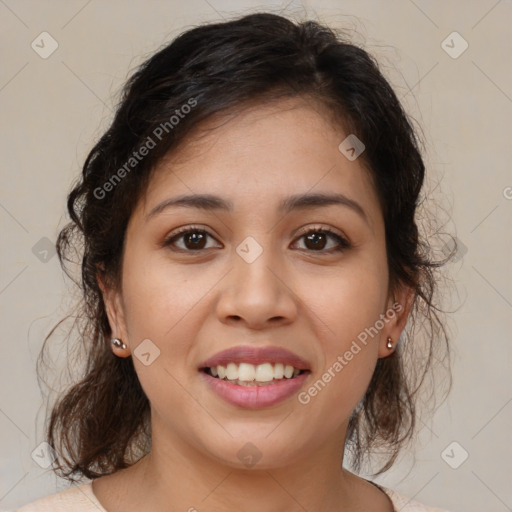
{"left": 197, "top": 429, "right": 311, "bottom": 471}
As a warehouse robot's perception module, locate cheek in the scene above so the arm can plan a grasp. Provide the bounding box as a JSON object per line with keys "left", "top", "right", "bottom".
{"left": 118, "top": 252, "right": 206, "bottom": 415}
{"left": 120, "top": 249, "right": 204, "bottom": 341}
{"left": 295, "top": 255, "right": 387, "bottom": 406}
{"left": 301, "top": 254, "right": 388, "bottom": 342}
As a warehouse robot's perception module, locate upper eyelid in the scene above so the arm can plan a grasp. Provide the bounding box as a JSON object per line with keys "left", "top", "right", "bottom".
{"left": 294, "top": 224, "right": 347, "bottom": 239}
{"left": 166, "top": 224, "right": 346, "bottom": 239}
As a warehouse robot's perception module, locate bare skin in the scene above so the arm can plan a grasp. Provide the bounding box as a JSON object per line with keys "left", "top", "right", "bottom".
{"left": 95, "top": 96, "right": 413, "bottom": 512}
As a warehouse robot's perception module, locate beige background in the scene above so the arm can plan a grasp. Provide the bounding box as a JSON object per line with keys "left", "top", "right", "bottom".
{"left": 1, "top": 1, "right": 511, "bottom": 511}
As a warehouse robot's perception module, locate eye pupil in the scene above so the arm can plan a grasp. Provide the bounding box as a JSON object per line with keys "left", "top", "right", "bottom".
{"left": 305, "top": 232, "right": 326, "bottom": 250}
{"left": 185, "top": 232, "right": 206, "bottom": 249}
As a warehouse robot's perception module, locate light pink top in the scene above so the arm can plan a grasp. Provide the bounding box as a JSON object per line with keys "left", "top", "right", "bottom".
{"left": 11, "top": 482, "right": 450, "bottom": 511}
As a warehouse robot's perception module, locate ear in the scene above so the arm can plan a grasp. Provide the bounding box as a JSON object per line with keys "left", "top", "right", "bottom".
{"left": 378, "top": 282, "right": 415, "bottom": 358}
{"left": 97, "top": 268, "right": 130, "bottom": 357}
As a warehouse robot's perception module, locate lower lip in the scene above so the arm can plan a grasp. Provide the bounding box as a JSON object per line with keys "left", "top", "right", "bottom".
{"left": 200, "top": 371, "right": 310, "bottom": 409}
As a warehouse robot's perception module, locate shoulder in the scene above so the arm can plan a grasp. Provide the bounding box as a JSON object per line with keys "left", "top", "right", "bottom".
{"left": 12, "top": 483, "right": 107, "bottom": 512}
{"left": 381, "top": 486, "right": 451, "bottom": 512}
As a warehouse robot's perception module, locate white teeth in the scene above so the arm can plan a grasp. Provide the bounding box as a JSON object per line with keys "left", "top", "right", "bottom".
{"left": 238, "top": 362, "right": 255, "bottom": 381}
{"left": 225, "top": 362, "right": 238, "bottom": 380}
{"left": 255, "top": 362, "right": 274, "bottom": 382}
{"left": 207, "top": 362, "right": 304, "bottom": 382}
{"left": 284, "top": 365, "right": 294, "bottom": 378}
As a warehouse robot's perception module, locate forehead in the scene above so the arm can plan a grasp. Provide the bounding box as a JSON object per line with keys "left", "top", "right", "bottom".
{"left": 135, "top": 97, "right": 382, "bottom": 228}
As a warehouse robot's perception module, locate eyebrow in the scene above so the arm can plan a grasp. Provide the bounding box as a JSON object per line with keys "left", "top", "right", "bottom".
{"left": 146, "top": 192, "right": 370, "bottom": 226}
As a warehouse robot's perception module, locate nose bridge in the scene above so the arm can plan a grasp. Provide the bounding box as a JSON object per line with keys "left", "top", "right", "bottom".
{"left": 215, "top": 232, "right": 297, "bottom": 326}
{"left": 233, "top": 233, "right": 281, "bottom": 298}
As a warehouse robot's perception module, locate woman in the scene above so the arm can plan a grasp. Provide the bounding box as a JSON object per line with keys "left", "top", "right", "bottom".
{"left": 16, "top": 12, "right": 453, "bottom": 512}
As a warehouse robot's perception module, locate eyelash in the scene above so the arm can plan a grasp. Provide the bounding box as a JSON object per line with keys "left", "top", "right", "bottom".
{"left": 162, "top": 224, "right": 352, "bottom": 254}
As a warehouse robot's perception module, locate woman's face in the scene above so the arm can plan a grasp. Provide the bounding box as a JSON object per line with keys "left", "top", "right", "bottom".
{"left": 102, "top": 97, "right": 411, "bottom": 469}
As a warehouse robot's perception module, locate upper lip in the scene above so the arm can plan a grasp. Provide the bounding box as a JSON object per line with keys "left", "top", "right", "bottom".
{"left": 199, "top": 346, "right": 311, "bottom": 371}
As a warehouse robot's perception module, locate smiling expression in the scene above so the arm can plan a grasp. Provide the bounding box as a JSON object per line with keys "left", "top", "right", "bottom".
{"left": 101, "top": 96, "right": 410, "bottom": 469}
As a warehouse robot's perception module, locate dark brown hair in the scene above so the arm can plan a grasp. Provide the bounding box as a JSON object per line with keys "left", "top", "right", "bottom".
{"left": 38, "top": 11, "right": 454, "bottom": 481}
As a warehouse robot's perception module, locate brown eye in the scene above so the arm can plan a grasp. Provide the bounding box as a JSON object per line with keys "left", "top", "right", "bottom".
{"left": 304, "top": 231, "right": 328, "bottom": 250}
{"left": 181, "top": 231, "right": 208, "bottom": 250}
{"left": 163, "top": 227, "right": 220, "bottom": 252}
{"left": 162, "top": 225, "right": 351, "bottom": 254}
{"left": 294, "top": 228, "right": 351, "bottom": 253}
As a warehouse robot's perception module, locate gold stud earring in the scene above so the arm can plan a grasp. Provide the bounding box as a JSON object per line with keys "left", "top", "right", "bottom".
{"left": 386, "top": 337, "right": 393, "bottom": 349}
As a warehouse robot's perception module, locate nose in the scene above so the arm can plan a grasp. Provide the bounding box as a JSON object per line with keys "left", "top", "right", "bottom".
{"left": 214, "top": 241, "right": 298, "bottom": 330}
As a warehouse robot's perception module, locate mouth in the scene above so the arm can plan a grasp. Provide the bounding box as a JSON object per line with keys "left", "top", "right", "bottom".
{"left": 200, "top": 363, "right": 310, "bottom": 386}
{"left": 198, "top": 345, "right": 311, "bottom": 408}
